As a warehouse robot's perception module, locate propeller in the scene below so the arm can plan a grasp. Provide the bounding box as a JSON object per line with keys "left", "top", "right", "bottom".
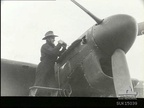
{"left": 71, "top": 0, "right": 103, "bottom": 24}
{"left": 111, "top": 49, "right": 137, "bottom": 97}
{"left": 138, "top": 22, "right": 144, "bottom": 36}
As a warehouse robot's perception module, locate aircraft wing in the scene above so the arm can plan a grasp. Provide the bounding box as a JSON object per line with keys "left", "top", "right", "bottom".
{"left": 138, "top": 22, "right": 144, "bottom": 36}
{"left": 1, "top": 58, "right": 37, "bottom": 96}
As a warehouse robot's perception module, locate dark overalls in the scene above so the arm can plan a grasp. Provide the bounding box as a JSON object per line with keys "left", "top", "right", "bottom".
{"left": 33, "top": 42, "right": 65, "bottom": 96}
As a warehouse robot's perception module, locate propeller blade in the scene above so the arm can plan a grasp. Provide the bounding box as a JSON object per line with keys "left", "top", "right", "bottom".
{"left": 71, "top": 0, "right": 103, "bottom": 24}
{"left": 111, "top": 49, "right": 136, "bottom": 97}
{"left": 138, "top": 22, "right": 144, "bottom": 36}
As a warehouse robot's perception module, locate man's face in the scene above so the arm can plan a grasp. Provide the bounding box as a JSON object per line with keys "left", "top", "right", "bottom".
{"left": 46, "top": 37, "right": 55, "bottom": 44}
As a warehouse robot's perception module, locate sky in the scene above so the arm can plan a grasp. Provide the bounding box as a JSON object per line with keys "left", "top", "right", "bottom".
{"left": 1, "top": 0, "right": 144, "bottom": 81}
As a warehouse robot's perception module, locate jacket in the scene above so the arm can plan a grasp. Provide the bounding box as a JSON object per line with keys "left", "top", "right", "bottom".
{"left": 34, "top": 42, "right": 66, "bottom": 87}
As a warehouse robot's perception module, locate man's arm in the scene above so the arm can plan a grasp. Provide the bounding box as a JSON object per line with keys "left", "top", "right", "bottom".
{"left": 59, "top": 45, "right": 67, "bottom": 56}
{"left": 41, "top": 43, "right": 62, "bottom": 56}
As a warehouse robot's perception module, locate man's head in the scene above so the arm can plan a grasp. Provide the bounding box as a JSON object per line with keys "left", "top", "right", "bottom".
{"left": 46, "top": 36, "right": 55, "bottom": 44}
{"left": 42, "top": 31, "right": 58, "bottom": 44}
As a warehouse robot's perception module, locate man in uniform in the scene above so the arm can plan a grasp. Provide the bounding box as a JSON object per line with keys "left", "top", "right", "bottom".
{"left": 30, "top": 31, "right": 67, "bottom": 96}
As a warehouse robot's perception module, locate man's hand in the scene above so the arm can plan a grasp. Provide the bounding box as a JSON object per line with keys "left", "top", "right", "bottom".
{"left": 62, "top": 43, "right": 67, "bottom": 48}
{"left": 58, "top": 40, "right": 64, "bottom": 44}
{"left": 58, "top": 40, "right": 67, "bottom": 46}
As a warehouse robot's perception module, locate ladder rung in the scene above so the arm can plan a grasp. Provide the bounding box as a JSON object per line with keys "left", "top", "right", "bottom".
{"left": 29, "top": 86, "right": 62, "bottom": 91}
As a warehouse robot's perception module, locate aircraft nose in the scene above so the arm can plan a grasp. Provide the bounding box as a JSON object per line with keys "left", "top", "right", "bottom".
{"left": 93, "top": 14, "right": 138, "bottom": 55}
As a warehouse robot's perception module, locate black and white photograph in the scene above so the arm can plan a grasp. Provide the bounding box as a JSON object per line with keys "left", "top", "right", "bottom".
{"left": 1, "top": 0, "right": 144, "bottom": 107}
